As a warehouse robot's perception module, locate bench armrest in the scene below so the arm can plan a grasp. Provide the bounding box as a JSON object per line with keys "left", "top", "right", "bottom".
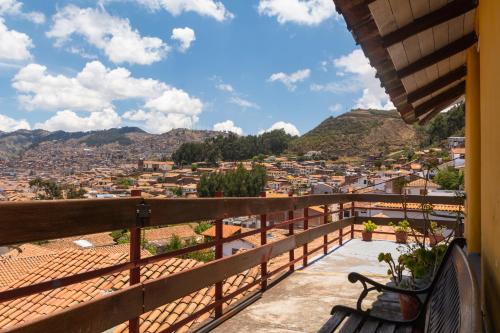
{"left": 347, "top": 272, "right": 428, "bottom": 312}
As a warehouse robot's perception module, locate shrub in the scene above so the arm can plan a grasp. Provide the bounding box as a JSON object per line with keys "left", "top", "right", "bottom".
{"left": 362, "top": 220, "right": 378, "bottom": 232}
{"left": 390, "top": 220, "right": 411, "bottom": 233}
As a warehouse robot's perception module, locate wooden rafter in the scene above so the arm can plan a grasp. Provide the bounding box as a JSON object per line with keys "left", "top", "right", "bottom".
{"left": 407, "top": 66, "right": 467, "bottom": 104}
{"left": 397, "top": 33, "right": 477, "bottom": 79}
{"left": 414, "top": 81, "right": 465, "bottom": 118}
{"left": 381, "top": 0, "right": 478, "bottom": 48}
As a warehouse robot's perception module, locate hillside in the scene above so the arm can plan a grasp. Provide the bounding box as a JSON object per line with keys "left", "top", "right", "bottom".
{"left": 289, "top": 109, "right": 417, "bottom": 159}
{"left": 0, "top": 127, "right": 222, "bottom": 161}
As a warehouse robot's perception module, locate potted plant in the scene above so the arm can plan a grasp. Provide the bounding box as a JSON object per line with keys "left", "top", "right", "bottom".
{"left": 378, "top": 244, "right": 448, "bottom": 320}
{"left": 390, "top": 219, "right": 411, "bottom": 244}
{"left": 361, "top": 220, "right": 377, "bottom": 241}
{"left": 378, "top": 252, "right": 420, "bottom": 320}
{"left": 428, "top": 222, "right": 446, "bottom": 246}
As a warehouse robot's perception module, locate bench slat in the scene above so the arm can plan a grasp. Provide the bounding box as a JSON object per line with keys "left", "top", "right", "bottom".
{"left": 317, "top": 310, "right": 348, "bottom": 333}
{"left": 394, "top": 326, "right": 413, "bottom": 333}
{"left": 377, "top": 323, "right": 396, "bottom": 333}
{"left": 359, "top": 319, "right": 380, "bottom": 333}
{"left": 339, "top": 313, "right": 364, "bottom": 333}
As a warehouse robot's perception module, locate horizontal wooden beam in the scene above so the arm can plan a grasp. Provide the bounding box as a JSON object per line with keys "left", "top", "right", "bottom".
{"left": 414, "top": 81, "right": 465, "bottom": 117}
{"left": 0, "top": 194, "right": 463, "bottom": 246}
{"left": 0, "top": 198, "right": 141, "bottom": 246}
{"left": 418, "top": 96, "right": 464, "bottom": 125}
{"left": 397, "top": 33, "right": 477, "bottom": 79}
{"left": 407, "top": 66, "right": 467, "bottom": 104}
{"left": 381, "top": 0, "right": 478, "bottom": 48}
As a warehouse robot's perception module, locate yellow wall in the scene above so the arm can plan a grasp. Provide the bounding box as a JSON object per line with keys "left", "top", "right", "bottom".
{"left": 465, "top": 47, "right": 481, "bottom": 254}
{"left": 477, "top": 0, "right": 500, "bottom": 330}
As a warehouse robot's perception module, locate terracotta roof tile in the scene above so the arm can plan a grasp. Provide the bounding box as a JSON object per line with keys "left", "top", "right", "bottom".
{"left": 0, "top": 245, "right": 258, "bottom": 332}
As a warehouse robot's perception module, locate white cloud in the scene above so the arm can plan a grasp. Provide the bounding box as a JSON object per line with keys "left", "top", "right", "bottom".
{"left": 134, "top": 0, "right": 233, "bottom": 21}
{"left": 262, "top": 121, "right": 300, "bottom": 136}
{"left": 0, "top": 0, "right": 45, "bottom": 24}
{"left": 0, "top": 113, "right": 30, "bottom": 131}
{"left": 313, "top": 49, "right": 394, "bottom": 110}
{"left": 0, "top": 18, "right": 33, "bottom": 61}
{"left": 13, "top": 60, "right": 205, "bottom": 133}
{"left": 334, "top": 49, "right": 394, "bottom": 110}
{"left": 12, "top": 61, "right": 167, "bottom": 111}
{"left": 123, "top": 109, "right": 198, "bottom": 134}
{"left": 47, "top": 5, "right": 168, "bottom": 65}
{"left": 310, "top": 81, "right": 359, "bottom": 93}
{"left": 213, "top": 120, "right": 243, "bottom": 135}
{"left": 144, "top": 88, "right": 203, "bottom": 115}
{"left": 216, "top": 83, "right": 233, "bottom": 92}
{"left": 258, "top": 0, "right": 336, "bottom": 26}
{"left": 229, "top": 96, "right": 259, "bottom": 109}
{"left": 268, "top": 68, "right": 310, "bottom": 91}
{"left": 171, "top": 27, "right": 195, "bottom": 52}
{"left": 35, "top": 108, "right": 122, "bottom": 132}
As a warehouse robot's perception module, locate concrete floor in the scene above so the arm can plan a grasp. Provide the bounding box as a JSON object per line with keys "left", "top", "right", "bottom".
{"left": 211, "top": 239, "right": 403, "bottom": 333}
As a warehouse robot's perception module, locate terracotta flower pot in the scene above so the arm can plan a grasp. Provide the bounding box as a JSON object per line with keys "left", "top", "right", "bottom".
{"left": 429, "top": 234, "right": 444, "bottom": 246}
{"left": 399, "top": 294, "right": 421, "bottom": 320}
{"left": 395, "top": 231, "right": 408, "bottom": 244}
{"left": 362, "top": 231, "right": 373, "bottom": 241}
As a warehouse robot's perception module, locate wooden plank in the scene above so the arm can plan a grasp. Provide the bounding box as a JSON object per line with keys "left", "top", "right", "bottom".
{"left": 359, "top": 319, "right": 380, "bottom": 333}
{"left": 0, "top": 194, "right": 462, "bottom": 246}
{"left": 350, "top": 194, "right": 464, "bottom": 205}
{"left": 354, "top": 217, "right": 459, "bottom": 230}
{"left": 4, "top": 284, "right": 143, "bottom": 333}
{"left": 414, "top": 81, "right": 465, "bottom": 117}
{"left": 378, "top": 323, "right": 397, "bottom": 333}
{"left": 317, "top": 310, "right": 348, "bottom": 333}
{"left": 381, "top": 0, "right": 478, "bottom": 47}
{"left": 142, "top": 220, "right": 343, "bottom": 311}
{"left": 397, "top": 33, "right": 477, "bottom": 79}
{"left": 146, "top": 195, "right": 353, "bottom": 226}
{"left": 406, "top": 65, "right": 466, "bottom": 104}
{"left": 369, "top": 0, "right": 398, "bottom": 35}
{"left": 339, "top": 313, "right": 364, "bottom": 333}
{"left": 0, "top": 198, "right": 141, "bottom": 246}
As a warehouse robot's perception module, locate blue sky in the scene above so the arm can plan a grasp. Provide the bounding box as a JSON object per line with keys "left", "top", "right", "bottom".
{"left": 0, "top": 0, "right": 393, "bottom": 135}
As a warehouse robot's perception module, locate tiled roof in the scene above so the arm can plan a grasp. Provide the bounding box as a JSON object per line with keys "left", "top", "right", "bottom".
{"left": 40, "top": 232, "right": 115, "bottom": 251}
{"left": 405, "top": 179, "right": 439, "bottom": 188}
{"left": 0, "top": 246, "right": 258, "bottom": 332}
{"left": 1, "top": 244, "right": 57, "bottom": 259}
{"left": 144, "top": 225, "right": 197, "bottom": 242}
{"left": 0, "top": 254, "right": 57, "bottom": 289}
{"left": 202, "top": 225, "right": 241, "bottom": 238}
{"left": 375, "top": 202, "right": 463, "bottom": 212}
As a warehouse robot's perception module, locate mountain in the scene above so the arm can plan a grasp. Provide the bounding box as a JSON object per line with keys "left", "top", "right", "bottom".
{"left": 0, "top": 127, "right": 222, "bottom": 161}
{"left": 289, "top": 109, "right": 417, "bottom": 159}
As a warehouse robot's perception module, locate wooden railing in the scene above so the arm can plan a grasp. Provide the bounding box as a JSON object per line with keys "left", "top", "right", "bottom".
{"left": 0, "top": 193, "right": 464, "bottom": 333}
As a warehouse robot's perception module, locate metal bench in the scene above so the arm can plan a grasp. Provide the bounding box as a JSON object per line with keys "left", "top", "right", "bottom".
{"left": 318, "top": 238, "right": 481, "bottom": 333}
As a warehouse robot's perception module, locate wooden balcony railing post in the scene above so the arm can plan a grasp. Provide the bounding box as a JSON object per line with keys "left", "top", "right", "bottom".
{"left": 323, "top": 204, "right": 328, "bottom": 254}
{"left": 339, "top": 203, "right": 343, "bottom": 246}
{"left": 303, "top": 206, "right": 309, "bottom": 267}
{"left": 260, "top": 191, "right": 268, "bottom": 291}
{"left": 214, "top": 191, "right": 224, "bottom": 318}
{"left": 129, "top": 190, "right": 149, "bottom": 333}
{"left": 351, "top": 201, "right": 355, "bottom": 239}
{"left": 288, "top": 190, "right": 295, "bottom": 272}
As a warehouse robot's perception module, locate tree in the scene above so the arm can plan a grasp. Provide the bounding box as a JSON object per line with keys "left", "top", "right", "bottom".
{"left": 417, "top": 103, "right": 465, "bottom": 147}
{"left": 29, "top": 178, "right": 63, "bottom": 200}
{"left": 171, "top": 130, "right": 294, "bottom": 166}
{"left": 434, "top": 167, "right": 464, "bottom": 190}
{"left": 197, "top": 163, "right": 267, "bottom": 197}
{"left": 65, "top": 184, "right": 87, "bottom": 199}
